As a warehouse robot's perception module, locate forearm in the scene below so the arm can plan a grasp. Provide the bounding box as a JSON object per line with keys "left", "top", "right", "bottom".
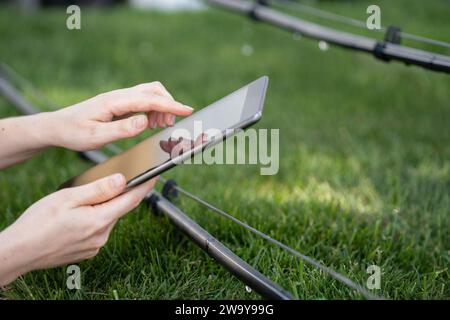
{"left": 0, "top": 112, "right": 57, "bottom": 169}
{"left": 0, "top": 226, "right": 33, "bottom": 287}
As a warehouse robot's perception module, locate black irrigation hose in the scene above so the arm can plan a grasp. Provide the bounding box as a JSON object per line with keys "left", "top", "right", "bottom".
{"left": 272, "top": 0, "right": 450, "bottom": 50}
{"left": 207, "top": 0, "right": 450, "bottom": 73}
{"left": 157, "top": 177, "right": 383, "bottom": 300}
{"left": 146, "top": 192, "right": 294, "bottom": 300}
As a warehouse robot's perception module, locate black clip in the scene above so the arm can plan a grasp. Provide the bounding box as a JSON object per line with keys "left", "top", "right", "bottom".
{"left": 373, "top": 42, "right": 388, "bottom": 61}
{"left": 146, "top": 193, "right": 160, "bottom": 215}
{"left": 77, "top": 151, "right": 89, "bottom": 161}
{"left": 384, "top": 25, "right": 402, "bottom": 44}
{"left": 249, "top": 0, "right": 268, "bottom": 21}
{"left": 146, "top": 179, "right": 178, "bottom": 215}
{"left": 374, "top": 26, "right": 402, "bottom": 62}
{"left": 162, "top": 179, "right": 178, "bottom": 202}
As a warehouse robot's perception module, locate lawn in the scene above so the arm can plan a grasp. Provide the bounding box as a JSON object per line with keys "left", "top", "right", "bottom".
{"left": 0, "top": 0, "right": 449, "bottom": 299}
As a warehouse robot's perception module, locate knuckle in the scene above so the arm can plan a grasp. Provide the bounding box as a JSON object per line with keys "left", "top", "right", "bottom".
{"left": 90, "top": 234, "right": 109, "bottom": 250}
{"left": 148, "top": 81, "right": 169, "bottom": 96}
{"left": 95, "top": 180, "right": 111, "bottom": 199}
{"left": 87, "top": 124, "right": 98, "bottom": 138}
{"left": 96, "top": 90, "right": 119, "bottom": 104}
{"left": 86, "top": 248, "right": 100, "bottom": 259}
{"left": 100, "top": 235, "right": 109, "bottom": 247}
{"left": 95, "top": 92, "right": 108, "bottom": 102}
{"left": 52, "top": 189, "right": 77, "bottom": 208}
{"left": 150, "top": 81, "right": 163, "bottom": 89}
{"left": 128, "top": 194, "right": 142, "bottom": 208}
{"left": 138, "top": 82, "right": 163, "bottom": 93}
{"left": 80, "top": 122, "right": 100, "bottom": 146}
{"left": 117, "top": 194, "right": 141, "bottom": 214}
{"left": 56, "top": 188, "right": 72, "bottom": 202}
{"left": 122, "top": 119, "right": 135, "bottom": 136}
{"left": 47, "top": 203, "right": 60, "bottom": 216}
{"left": 83, "top": 213, "right": 105, "bottom": 235}
{"left": 90, "top": 216, "right": 108, "bottom": 233}
{"left": 138, "top": 92, "right": 153, "bottom": 106}
{"left": 129, "top": 194, "right": 141, "bottom": 204}
{"left": 134, "top": 83, "right": 147, "bottom": 91}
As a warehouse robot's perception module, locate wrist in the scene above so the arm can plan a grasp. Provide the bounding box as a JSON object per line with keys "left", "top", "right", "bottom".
{"left": 0, "top": 226, "right": 34, "bottom": 287}
{"left": 9, "top": 112, "right": 60, "bottom": 150}
{"left": 28, "top": 111, "right": 61, "bottom": 149}
{"left": 0, "top": 112, "right": 61, "bottom": 169}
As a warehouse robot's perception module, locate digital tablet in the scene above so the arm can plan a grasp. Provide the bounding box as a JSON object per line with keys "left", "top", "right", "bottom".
{"left": 61, "top": 76, "right": 268, "bottom": 190}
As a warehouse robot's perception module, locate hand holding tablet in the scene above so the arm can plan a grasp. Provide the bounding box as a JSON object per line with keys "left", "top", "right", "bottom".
{"left": 61, "top": 76, "right": 269, "bottom": 190}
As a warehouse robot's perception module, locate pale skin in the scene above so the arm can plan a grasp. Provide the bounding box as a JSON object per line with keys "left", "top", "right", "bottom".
{"left": 0, "top": 82, "right": 193, "bottom": 286}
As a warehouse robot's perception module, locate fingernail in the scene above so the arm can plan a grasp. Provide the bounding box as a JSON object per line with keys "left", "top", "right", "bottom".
{"left": 134, "top": 115, "right": 147, "bottom": 129}
{"left": 111, "top": 173, "right": 124, "bottom": 189}
{"left": 183, "top": 105, "right": 194, "bottom": 111}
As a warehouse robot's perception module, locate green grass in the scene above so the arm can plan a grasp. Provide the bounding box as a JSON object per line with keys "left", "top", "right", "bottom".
{"left": 0, "top": 0, "right": 449, "bottom": 299}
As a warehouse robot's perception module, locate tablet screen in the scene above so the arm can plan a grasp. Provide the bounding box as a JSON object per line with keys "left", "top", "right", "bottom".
{"left": 65, "top": 76, "right": 267, "bottom": 187}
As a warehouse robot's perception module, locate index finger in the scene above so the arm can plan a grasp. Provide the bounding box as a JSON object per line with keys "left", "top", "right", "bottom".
{"left": 108, "top": 92, "right": 194, "bottom": 118}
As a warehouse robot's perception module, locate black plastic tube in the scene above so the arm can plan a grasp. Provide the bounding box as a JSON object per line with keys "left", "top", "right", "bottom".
{"left": 208, "top": 0, "right": 450, "bottom": 73}
{"left": 147, "top": 192, "right": 294, "bottom": 300}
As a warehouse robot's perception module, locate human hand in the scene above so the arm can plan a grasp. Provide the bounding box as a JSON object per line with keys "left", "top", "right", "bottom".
{"left": 0, "top": 82, "right": 193, "bottom": 169}
{"left": 0, "top": 173, "right": 156, "bottom": 286}
{"left": 47, "top": 82, "right": 193, "bottom": 151}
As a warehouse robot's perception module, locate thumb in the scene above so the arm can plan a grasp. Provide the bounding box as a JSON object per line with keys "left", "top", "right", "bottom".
{"left": 67, "top": 173, "right": 126, "bottom": 207}
{"left": 98, "top": 114, "right": 148, "bottom": 145}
